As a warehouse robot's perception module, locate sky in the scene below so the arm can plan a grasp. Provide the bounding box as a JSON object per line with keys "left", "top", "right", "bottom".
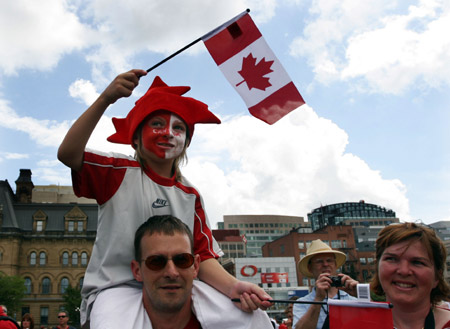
{"left": 1, "top": 0, "right": 449, "bottom": 229}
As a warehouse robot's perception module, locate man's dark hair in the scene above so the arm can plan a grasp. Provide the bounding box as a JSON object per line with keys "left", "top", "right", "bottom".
{"left": 134, "top": 215, "right": 194, "bottom": 261}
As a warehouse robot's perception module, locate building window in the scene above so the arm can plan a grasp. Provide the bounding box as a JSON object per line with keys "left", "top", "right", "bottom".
{"left": 60, "top": 278, "right": 69, "bottom": 293}
{"left": 36, "top": 220, "right": 44, "bottom": 232}
{"left": 42, "top": 278, "right": 51, "bottom": 294}
{"left": 24, "top": 277, "right": 32, "bottom": 294}
{"left": 72, "top": 252, "right": 78, "bottom": 266}
{"left": 62, "top": 252, "right": 69, "bottom": 266}
{"left": 298, "top": 241, "right": 305, "bottom": 249}
{"left": 79, "top": 277, "right": 84, "bottom": 289}
{"left": 68, "top": 221, "right": 75, "bottom": 232}
{"left": 360, "top": 257, "right": 367, "bottom": 264}
{"left": 77, "top": 220, "right": 84, "bottom": 232}
{"left": 39, "top": 252, "right": 46, "bottom": 266}
{"left": 40, "top": 307, "right": 49, "bottom": 325}
{"left": 81, "top": 252, "right": 88, "bottom": 266}
{"left": 331, "top": 240, "right": 341, "bottom": 248}
{"left": 30, "top": 252, "right": 36, "bottom": 265}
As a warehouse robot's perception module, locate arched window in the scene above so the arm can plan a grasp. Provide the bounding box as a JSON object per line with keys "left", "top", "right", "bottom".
{"left": 24, "top": 277, "right": 32, "bottom": 294}
{"left": 81, "top": 252, "right": 88, "bottom": 266}
{"left": 79, "top": 277, "right": 84, "bottom": 289}
{"left": 30, "top": 252, "right": 36, "bottom": 265}
{"left": 39, "top": 252, "right": 46, "bottom": 266}
{"left": 72, "top": 252, "right": 78, "bottom": 266}
{"left": 62, "top": 252, "right": 69, "bottom": 266}
{"left": 60, "top": 277, "right": 69, "bottom": 293}
{"left": 42, "top": 277, "right": 51, "bottom": 294}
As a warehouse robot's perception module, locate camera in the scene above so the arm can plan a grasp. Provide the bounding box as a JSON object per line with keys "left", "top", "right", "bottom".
{"left": 329, "top": 276, "right": 343, "bottom": 287}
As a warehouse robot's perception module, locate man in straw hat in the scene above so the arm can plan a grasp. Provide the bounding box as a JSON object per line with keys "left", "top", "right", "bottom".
{"left": 293, "top": 239, "right": 359, "bottom": 329}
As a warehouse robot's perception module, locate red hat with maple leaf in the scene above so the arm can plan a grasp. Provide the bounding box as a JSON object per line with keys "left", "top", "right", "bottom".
{"left": 107, "top": 76, "right": 221, "bottom": 146}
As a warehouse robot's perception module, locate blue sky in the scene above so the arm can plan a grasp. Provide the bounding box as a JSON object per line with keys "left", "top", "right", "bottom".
{"left": 1, "top": 0, "right": 449, "bottom": 228}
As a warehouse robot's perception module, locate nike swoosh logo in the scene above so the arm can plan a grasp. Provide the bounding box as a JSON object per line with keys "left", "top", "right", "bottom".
{"left": 152, "top": 199, "right": 169, "bottom": 209}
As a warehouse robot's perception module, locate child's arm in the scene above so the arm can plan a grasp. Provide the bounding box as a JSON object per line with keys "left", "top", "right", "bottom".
{"left": 57, "top": 69, "right": 147, "bottom": 171}
{"left": 198, "top": 258, "right": 273, "bottom": 312}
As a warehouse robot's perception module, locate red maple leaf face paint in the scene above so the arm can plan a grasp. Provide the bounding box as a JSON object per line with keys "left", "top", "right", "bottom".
{"left": 141, "top": 111, "right": 187, "bottom": 160}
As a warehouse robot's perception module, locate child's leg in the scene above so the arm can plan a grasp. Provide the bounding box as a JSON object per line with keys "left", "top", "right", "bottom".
{"left": 90, "top": 284, "right": 150, "bottom": 329}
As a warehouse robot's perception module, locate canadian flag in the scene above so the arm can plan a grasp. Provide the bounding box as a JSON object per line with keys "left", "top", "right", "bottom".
{"left": 202, "top": 11, "right": 305, "bottom": 125}
{"left": 328, "top": 300, "right": 393, "bottom": 329}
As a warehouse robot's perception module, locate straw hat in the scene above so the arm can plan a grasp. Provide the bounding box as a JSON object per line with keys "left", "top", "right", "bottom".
{"left": 298, "top": 239, "right": 347, "bottom": 278}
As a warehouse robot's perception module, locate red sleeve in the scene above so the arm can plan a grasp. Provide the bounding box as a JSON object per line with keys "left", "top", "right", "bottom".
{"left": 192, "top": 194, "right": 220, "bottom": 262}
{"left": 72, "top": 150, "right": 135, "bottom": 205}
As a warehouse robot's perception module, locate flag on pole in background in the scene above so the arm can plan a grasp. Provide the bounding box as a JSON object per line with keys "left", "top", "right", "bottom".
{"left": 328, "top": 300, "right": 393, "bottom": 329}
{"left": 202, "top": 10, "right": 305, "bottom": 125}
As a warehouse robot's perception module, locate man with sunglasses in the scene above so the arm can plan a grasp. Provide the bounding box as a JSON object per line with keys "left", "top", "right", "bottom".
{"left": 89, "top": 215, "right": 271, "bottom": 329}
{"left": 53, "top": 311, "right": 75, "bottom": 329}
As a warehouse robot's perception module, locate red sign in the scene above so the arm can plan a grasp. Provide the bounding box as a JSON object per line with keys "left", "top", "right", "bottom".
{"left": 261, "top": 272, "right": 289, "bottom": 284}
{"left": 240, "top": 265, "right": 258, "bottom": 277}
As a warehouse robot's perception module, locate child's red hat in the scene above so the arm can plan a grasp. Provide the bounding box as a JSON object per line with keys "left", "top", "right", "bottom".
{"left": 107, "top": 76, "right": 221, "bottom": 146}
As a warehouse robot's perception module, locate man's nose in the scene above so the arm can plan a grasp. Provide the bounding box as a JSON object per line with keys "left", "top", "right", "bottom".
{"left": 163, "top": 259, "right": 180, "bottom": 278}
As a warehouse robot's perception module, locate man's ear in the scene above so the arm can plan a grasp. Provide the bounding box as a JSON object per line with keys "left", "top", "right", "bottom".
{"left": 193, "top": 255, "right": 201, "bottom": 279}
{"left": 131, "top": 260, "right": 143, "bottom": 282}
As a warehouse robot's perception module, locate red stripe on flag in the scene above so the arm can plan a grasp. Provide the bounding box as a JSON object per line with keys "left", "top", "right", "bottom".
{"left": 329, "top": 303, "right": 393, "bottom": 329}
{"left": 204, "top": 14, "right": 262, "bottom": 66}
{"left": 248, "top": 82, "right": 305, "bottom": 124}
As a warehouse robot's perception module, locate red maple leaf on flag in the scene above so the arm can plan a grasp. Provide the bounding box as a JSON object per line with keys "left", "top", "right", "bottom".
{"left": 236, "top": 53, "right": 274, "bottom": 91}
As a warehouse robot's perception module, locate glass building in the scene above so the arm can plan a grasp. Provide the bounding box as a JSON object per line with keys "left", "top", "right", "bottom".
{"left": 308, "top": 200, "right": 396, "bottom": 231}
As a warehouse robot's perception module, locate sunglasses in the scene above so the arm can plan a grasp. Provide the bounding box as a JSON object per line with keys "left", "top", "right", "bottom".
{"left": 142, "top": 253, "right": 194, "bottom": 271}
{"left": 58, "top": 316, "right": 67, "bottom": 318}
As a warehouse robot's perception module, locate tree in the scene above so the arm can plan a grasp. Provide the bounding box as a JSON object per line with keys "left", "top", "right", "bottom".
{"left": 0, "top": 274, "right": 26, "bottom": 318}
{"left": 62, "top": 285, "right": 82, "bottom": 328}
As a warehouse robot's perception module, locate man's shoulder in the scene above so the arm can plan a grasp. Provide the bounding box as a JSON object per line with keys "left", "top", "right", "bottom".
{"left": 298, "top": 290, "right": 315, "bottom": 301}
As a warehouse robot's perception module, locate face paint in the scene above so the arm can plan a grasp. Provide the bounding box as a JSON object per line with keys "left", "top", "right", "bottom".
{"left": 141, "top": 112, "right": 187, "bottom": 160}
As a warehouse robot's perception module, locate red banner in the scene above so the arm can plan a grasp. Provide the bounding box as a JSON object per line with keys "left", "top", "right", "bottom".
{"left": 260, "top": 272, "right": 288, "bottom": 283}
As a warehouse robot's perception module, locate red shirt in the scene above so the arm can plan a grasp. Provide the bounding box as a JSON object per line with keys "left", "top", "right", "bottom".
{"left": 184, "top": 313, "right": 201, "bottom": 329}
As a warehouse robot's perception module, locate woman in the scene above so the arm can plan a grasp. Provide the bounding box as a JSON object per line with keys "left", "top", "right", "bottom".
{"left": 21, "top": 313, "right": 34, "bottom": 329}
{"left": 371, "top": 222, "right": 450, "bottom": 329}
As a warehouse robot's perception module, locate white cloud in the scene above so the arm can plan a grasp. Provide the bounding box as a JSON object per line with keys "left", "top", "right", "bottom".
{"left": 4, "top": 152, "right": 29, "bottom": 160}
{"left": 69, "top": 79, "right": 100, "bottom": 106}
{"left": 290, "top": 0, "right": 450, "bottom": 94}
{"left": 0, "top": 0, "right": 95, "bottom": 75}
{"left": 0, "top": 99, "right": 71, "bottom": 147}
{"left": 183, "top": 106, "right": 410, "bottom": 227}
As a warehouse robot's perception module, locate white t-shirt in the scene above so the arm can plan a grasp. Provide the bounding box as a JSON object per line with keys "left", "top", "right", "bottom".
{"left": 73, "top": 149, "right": 222, "bottom": 324}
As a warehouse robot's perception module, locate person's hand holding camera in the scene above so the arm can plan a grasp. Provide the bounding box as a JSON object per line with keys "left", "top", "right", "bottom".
{"left": 333, "top": 273, "right": 359, "bottom": 297}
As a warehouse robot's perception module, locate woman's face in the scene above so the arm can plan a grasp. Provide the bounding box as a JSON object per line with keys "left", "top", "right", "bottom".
{"left": 22, "top": 319, "right": 30, "bottom": 328}
{"left": 136, "top": 111, "right": 187, "bottom": 162}
{"left": 378, "top": 239, "right": 438, "bottom": 307}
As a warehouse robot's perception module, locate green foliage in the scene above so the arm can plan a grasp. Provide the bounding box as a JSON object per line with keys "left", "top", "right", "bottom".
{"left": 62, "top": 285, "right": 82, "bottom": 328}
{"left": 0, "top": 274, "right": 26, "bottom": 317}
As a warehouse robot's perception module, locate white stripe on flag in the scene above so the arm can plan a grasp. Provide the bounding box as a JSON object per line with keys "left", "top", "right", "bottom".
{"left": 217, "top": 37, "right": 293, "bottom": 108}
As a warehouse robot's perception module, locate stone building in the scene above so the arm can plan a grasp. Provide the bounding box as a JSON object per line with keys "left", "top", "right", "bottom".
{"left": 0, "top": 169, "right": 97, "bottom": 327}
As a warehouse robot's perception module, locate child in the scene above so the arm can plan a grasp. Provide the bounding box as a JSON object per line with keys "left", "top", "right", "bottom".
{"left": 58, "top": 69, "right": 272, "bottom": 328}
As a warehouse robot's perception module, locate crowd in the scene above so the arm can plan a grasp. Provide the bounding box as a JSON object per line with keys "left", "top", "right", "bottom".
{"left": 2, "top": 70, "right": 450, "bottom": 329}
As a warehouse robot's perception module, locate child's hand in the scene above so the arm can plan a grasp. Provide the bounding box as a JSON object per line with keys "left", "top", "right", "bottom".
{"left": 100, "top": 69, "right": 147, "bottom": 105}
{"left": 230, "top": 280, "right": 273, "bottom": 312}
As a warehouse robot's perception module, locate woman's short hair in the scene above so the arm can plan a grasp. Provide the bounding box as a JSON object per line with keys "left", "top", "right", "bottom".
{"left": 371, "top": 222, "right": 450, "bottom": 305}
{"left": 21, "top": 313, "right": 34, "bottom": 329}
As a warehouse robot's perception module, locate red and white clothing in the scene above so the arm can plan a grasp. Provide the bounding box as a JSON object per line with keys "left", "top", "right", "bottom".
{"left": 73, "top": 149, "right": 222, "bottom": 325}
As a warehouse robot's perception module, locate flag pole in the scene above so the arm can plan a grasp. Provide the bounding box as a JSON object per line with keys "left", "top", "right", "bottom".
{"left": 146, "top": 37, "right": 202, "bottom": 73}
{"left": 146, "top": 8, "right": 250, "bottom": 73}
